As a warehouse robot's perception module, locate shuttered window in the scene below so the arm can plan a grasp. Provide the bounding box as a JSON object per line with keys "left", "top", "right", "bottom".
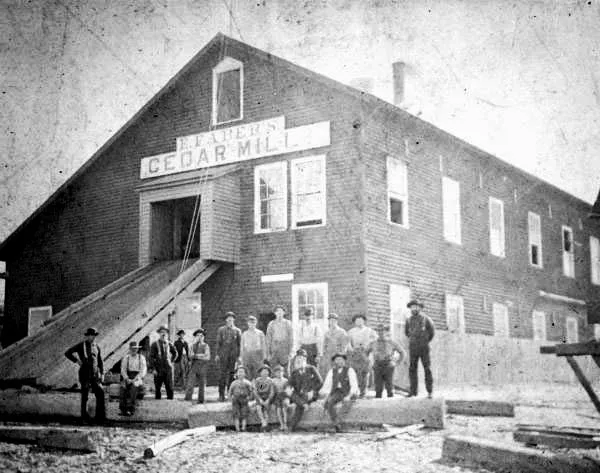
{"left": 445, "top": 294, "right": 465, "bottom": 333}
{"left": 291, "top": 155, "right": 326, "bottom": 228}
{"left": 442, "top": 177, "right": 461, "bottom": 244}
{"left": 492, "top": 303, "right": 510, "bottom": 337}
{"left": 212, "top": 57, "right": 243, "bottom": 125}
{"left": 489, "top": 197, "right": 505, "bottom": 257}
{"left": 528, "top": 212, "right": 543, "bottom": 267}
{"left": 387, "top": 156, "right": 408, "bottom": 227}
{"left": 254, "top": 162, "right": 287, "bottom": 233}
{"left": 562, "top": 225, "right": 575, "bottom": 278}
{"left": 591, "top": 236, "right": 600, "bottom": 285}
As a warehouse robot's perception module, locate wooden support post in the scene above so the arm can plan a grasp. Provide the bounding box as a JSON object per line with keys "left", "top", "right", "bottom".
{"left": 143, "top": 425, "right": 215, "bottom": 458}
{"left": 565, "top": 355, "right": 600, "bottom": 414}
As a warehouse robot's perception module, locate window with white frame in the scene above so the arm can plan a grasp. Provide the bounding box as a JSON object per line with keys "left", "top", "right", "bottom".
{"left": 28, "top": 306, "right": 53, "bottom": 336}
{"left": 254, "top": 162, "right": 287, "bottom": 233}
{"left": 389, "top": 284, "right": 411, "bottom": 341}
{"left": 532, "top": 310, "right": 546, "bottom": 341}
{"left": 492, "top": 303, "right": 510, "bottom": 337}
{"left": 562, "top": 225, "right": 575, "bottom": 278}
{"left": 292, "top": 282, "right": 328, "bottom": 339}
{"left": 387, "top": 156, "right": 408, "bottom": 227}
{"left": 565, "top": 316, "right": 578, "bottom": 343}
{"left": 445, "top": 294, "right": 465, "bottom": 333}
{"left": 489, "top": 197, "right": 505, "bottom": 257}
{"left": 590, "top": 236, "right": 600, "bottom": 285}
{"left": 291, "top": 155, "right": 326, "bottom": 228}
{"left": 212, "top": 57, "right": 243, "bottom": 125}
{"left": 442, "top": 176, "right": 461, "bottom": 244}
{"left": 528, "top": 212, "right": 543, "bottom": 267}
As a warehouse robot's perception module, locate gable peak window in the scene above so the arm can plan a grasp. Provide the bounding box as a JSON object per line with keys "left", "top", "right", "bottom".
{"left": 212, "top": 57, "right": 243, "bottom": 125}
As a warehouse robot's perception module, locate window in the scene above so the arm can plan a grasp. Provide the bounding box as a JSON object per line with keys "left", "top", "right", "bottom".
{"left": 591, "top": 236, "right": 600, "bottom": 285}
{"left": 532, "top": 311, "right": 546, "bottom": 341}
{"left": 291, "top": 155, "right": 326, "bottom": 228}
{"left": 565, "top": 316, "right": 578, "bottom": 343}
{"left": 254, "top": 162, "right": 287, "bottom": 233}
{"left": 389, "top": 284, "right": 411, "bottom": 341}
{"left": 387, "top": 156, "right": 408, "bottom": 227}
{"left": 292, "top": 282, "right": 328, "bottom": 339}
{"left": 489, "top": 197, "right": 505, "bottom": 257}
{"left": 28, "top": 306, "right": 53, "bottom": 336}
{"left": 528, "top": 212, "right": 543, "bottom": 267}
{"left": 562, "top": 225, "right": 575, "bottom": 278}
{"left": 492, "top": 303, "right": 510, "bottom": 337}
{"left": 442, "top": 176, "right": 461, "bottom": 244}
{"left": 594, "top": 324, "right": 600, "bottom": 340}
{"left": 212, "top": 57, "right": 243, "bottom": 125}
{"left": 445, "top": 294, "right": 465, "bottom": 333}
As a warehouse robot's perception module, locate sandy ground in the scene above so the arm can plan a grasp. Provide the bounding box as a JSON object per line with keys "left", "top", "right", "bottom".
{"left": 0, "top": 382, "right": 598, "bottom": 473}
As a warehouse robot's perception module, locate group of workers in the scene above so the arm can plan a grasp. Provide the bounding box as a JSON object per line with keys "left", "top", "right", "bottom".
{"left": 64, "top": 299, "right": 435, "bottom": 430}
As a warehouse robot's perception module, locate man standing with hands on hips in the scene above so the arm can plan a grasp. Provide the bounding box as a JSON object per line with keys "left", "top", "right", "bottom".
{"left": 405, "top": 299, "right": 435, "bottom": 398}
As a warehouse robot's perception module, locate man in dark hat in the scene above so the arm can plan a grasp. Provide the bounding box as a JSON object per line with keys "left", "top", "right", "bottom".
{"left": 149, "top": 325, "right": 177, "bottom": 400}
{"left": 368, "top": 325, "right": 406, "bottom": 398}
{"left": 65, "top": 327, "right": 106, "bottom": 423}
{"left": 173, "top": 329, "right": 190, "bottom": 390}
{"left": 321, "top": 353, "right": 359, "bottom": 432}
{"left": 287, "top": 348, "right": 322, "bottom": 431}
{"left": 215, "top": 311, "right": 242, "bottom": 402}
{"left": 119, "top": 341, "right": 147, "bottom": 415}
{"left": 185, "top": 328, "right": 211, "bottom": 403}
{"left": 347, "top": 314, "right": 377, "bottom": 397}
{"left": 405, "top": 300, "right": 435, "bottom": 398}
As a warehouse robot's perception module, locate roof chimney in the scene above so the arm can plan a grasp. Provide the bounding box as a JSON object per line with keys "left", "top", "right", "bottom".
{"left": 392, "top": 61, "right": 405, "bottom": 106}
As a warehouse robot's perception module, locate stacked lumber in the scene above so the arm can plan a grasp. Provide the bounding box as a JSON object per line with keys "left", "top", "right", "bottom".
{"left": 513, "top": 424, "right": 600, "bottom": 449}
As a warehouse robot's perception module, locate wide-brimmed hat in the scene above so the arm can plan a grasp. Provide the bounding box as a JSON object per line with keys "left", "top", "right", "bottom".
{"left": 304, "top": 308, "right": 314, "bottom": 317}
{"left": 129, "top": 341, "right": 140, "bottom": 349}
{"left": 258, "top": 364, "right": 272, "bottom": 375}
{"left": 157, "top": 325, "right": 169, "bottom": 334}
{"left": 331, "top": 352, "right": 347, "bottom": 362}
{"left": 193, "top": 328, "right": 206, "bottom": 336}
{"left": 224, "top": 311, "right": 236, "bottom": 319}
{"left": 176, "top": 329, "right": 185, "bottom": 336}
{"left": 295, "top": 348, "right": 308, "bottom": 358}
{"left": 406, "top": 299, "right": 424, "bottom": 309}
{"left": 84, "top": 327, "right": 99, "bottom": 336}
{"left": 352, "top": 314, "right": 366, "bottom": 323}
{"left": 328, "top": 313, "right": 339, "bottom": 320}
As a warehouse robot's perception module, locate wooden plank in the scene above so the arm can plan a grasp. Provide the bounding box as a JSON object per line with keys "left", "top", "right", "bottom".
{"left": 188, "top": 397, "right": 445, "bottom": 430}
{"left": 442, "top": 435, "right": 600, "bottom": 473}
{"left": 539, "top": 345, "right": 557, "bottom": 354}
{"left": 0, "top": 426, "right": 97, "bottom": 453}
{"left": 541, "top": 341, "right": 600, "bottom": 357}
{"left": 513, "top": 431, "right": 600, "bottom": 449}
{"left": 516, "top": 424, "right": 600, "bottom": 438}
{"left": 143, "top": 426, "right": 215, "bottom": 458}
{"left": 565, "top": 355, "right": 600, "bottom": 414}
{"left": 376, "top": 423, "right": 424, "bottom": 441}
{"left": 446, "top": 400, "right": 514, "bottom": 417}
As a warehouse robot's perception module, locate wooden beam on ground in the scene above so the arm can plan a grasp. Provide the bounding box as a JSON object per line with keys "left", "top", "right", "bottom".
{"left": 516, "top": 424, "right": 600, "bottom": 438}
{"left": 143, "top": 425, "right": 215, "bottom": 459}
{"left": 442, "top": 435, "right": 600, "bottom": 473}
{"left": 375, "top": 423, "right": 424, "bottom": 441}
{"left": 0, "top": 426, "right": 97, "bottom": 452}
{"left": 446, "top": 400, "right": 514, "bottom": 417}
{"left": 540, "top": 341, "right": 600, "bottom": 357}
{"left": 565, "top": 355, "right": 600, "bottom": 414}
{"left": 188, "top": 396, "right": 445, "bottom": 430}
{"left": 513, "top": 431, "right": 600, "bottom": 449}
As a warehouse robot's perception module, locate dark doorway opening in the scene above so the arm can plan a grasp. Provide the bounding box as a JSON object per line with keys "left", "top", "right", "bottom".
{"left": 150, "top": 196, "right": 200, "bottom": 263}
{"left": 258, "top": 311, "right": 275, "bottom": 334}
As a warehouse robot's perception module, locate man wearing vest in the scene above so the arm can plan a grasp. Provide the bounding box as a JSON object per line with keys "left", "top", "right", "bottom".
{"left": 119, "top": 341, "right": 147, "bottom": 416}
{"left": 173, "top": 329, "right": 190, "bottom": 390}
{"left": 185, "top": 328, "right": 211, "bottom": 403}
{"left": 65, "top": 327, "right": 106, "bottom": 423}
{"left": 215, "top": 311, "right": 242, "bottom": 402}
{"left": 287, "top": 348, "right": 323, "bottom": 431}
{"left": 405, "top": 299, "right": 435, "bottom": 398}
{"left": 149, "top": 325, "right": 178, "bottom": 400}
{"left": 321, "top": 353, "right": 359, "bottom": 432}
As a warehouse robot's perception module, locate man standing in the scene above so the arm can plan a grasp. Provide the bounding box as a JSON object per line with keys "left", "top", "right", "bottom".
{"left": 347, "top": 314, "right": 377, "bottom": 398}
{"left": 185, "top": 328, "right": 211, "bottom": 403}
{"left": 64, "top": 327, "right": 106, "bottom": 423}
{"left": 149, "top": 325, "right": 177, "bottom": 400}
{"left": 215, "top": 311, "right": 242, "bottom": 402}
{"left": 266, "top": 305, "right": 294, "bottom": 376}
{"left": 320, "top": 313, "right": 349, "bottom": 377}
{"left": 287, "top": 349, "right": 322, "bottom": 431}
{"left": 173, "top": 329, "right": 190, "bottom": 390}
{"left": 298, "top": 308, "right": 323, "bottom": 367}
{"left": 368, "top": 325, "right": 406, "bottom": 398}
{"left": 241, "top": 315, "right": 267, "bottom": 380}
{"left": 321, "top": 353, "right": 359, "bottom": 432}
{"left": 119, "top": 341, "right": 147, "bottom": 416}
{"left": 405, "top": 300, "right": 435, "bottom": 398}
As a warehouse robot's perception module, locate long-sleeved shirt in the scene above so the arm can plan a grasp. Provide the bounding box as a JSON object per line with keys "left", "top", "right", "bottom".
{"left": 253, "top": 376, "right": 275, "bottom": 403}
{"left": 65, "top": 341, "right": 104, "bottom": 377}
{"left": 322, "top": 326, "right": 350, "bottom": 357}
{"left": 288, "top": 365, "right": 323, "bottom": 395}
{"left": 149, "top": 339, "right": 177, "bottom": 371}
{"left": 298, "top": 322, "right": 323, "bottom": 355}
{"left": 229, "top": 378, "right": 254, "bottom": 400}
{"left": 216, "top": 325, "right": 242, "bottom": 358}
{"left": 120, "top": 353, "right": 147, "bottom": 386}
{"left": 321, "top": 366, "right": 359, "bottom": 396}
{"left": 404, "top": 314, "right": 435, "bottom": 346}
{"left": 368, "top": 338, "right": 406, "bottom": 364}
{"left": 241, "top": 328, "right": 266, "bottom": 357}
{"left": 347, "top": 326, "right": 378, "bottom": 350}
{"left": 173, "top": 339, "right": 190, "bottom": 362}
{"left": 266, "top": 318, "right": 294, "bottom": 357}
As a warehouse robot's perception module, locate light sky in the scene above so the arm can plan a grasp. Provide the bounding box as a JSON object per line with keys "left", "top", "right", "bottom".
{"left": 2, "top": 0, "right": 600, "bottom": 247}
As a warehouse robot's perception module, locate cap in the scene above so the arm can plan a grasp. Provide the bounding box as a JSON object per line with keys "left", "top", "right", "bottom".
{"left": 331, "top": 353, "right": 347, "bottom": 362}
{"left": 327, "top": 313, "right": 339, "bottom": 320}
{"left": 129, "top": 341, "right": 140, "bottom": 349}
{"left": 273, "top": 364, "right": 284, "bottom": 372}
{"left": 176, "top": 329, "right": 185, "bottom": 336}
{"left": 157, "top": 325, "right": 169, "bottom": 334}
{"left": 295, "top": 348, "right": 308, "bottom": 358}
{"left": 84, "top": 327, "right": 99, "bottom": 336}
{"left": 193, "top": 328, "right": 206, "bottom": 336}
{"left": 406, "top": 299, "right": 424, "bottom": 309}
{"left": 304, "top": 308, "right": 314, "bottom": 317}
{"left": 273, "top": 305, "right": 286, "bottom": 313}
{"left": 224, "top": 311, "right": 236, "bottom": 319}
{"left": 259, "top": 364, "right": 272, "bottom": 375}
{"left": 352, "top": 314, "right": 366, "bottom": 323}
{"left": 247, "top": 315, "right": 257, "bottom": 322}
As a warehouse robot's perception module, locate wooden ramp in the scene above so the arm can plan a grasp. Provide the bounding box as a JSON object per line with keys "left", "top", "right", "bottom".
{"left": 0, "top": 259, "right": 221, "bottom": 389}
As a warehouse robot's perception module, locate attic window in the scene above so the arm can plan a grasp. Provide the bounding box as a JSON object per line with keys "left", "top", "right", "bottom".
{"left": 212, "top": 57, "right": 243, "bottom": 125}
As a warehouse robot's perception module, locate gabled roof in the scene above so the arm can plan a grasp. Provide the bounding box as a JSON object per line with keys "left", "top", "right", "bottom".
{"left": 0, "top": 33, "right": 593, "bottom": 255}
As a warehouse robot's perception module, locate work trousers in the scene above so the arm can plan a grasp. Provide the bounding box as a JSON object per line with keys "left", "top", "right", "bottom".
{"left": 185, "top": 361, "right": 207, "bottom": 403}
{"left": 324, "top": 389, "right": 348, "bottom": 425}
{"left": 289, "top": 391, "right": 312, "bottom": 431}
{"left": 174, "top": 357, "right": 188, "bottom": 389}
{"left": 80, "top": 375, "right": 106, "bottom": 421}
{"left": 350, "top": 349, "right": 370, "bottom": 396}
{"left": 218, "top": 352, "right": 237, "bottom": 399}
{"left": 154, "top": 365, "right": 174, "bottom": 400}
{"left": 119, "top": 383, "right": 141, "bottom": 413}
{"left": 408, "top": 344, "right": 433, "bottom": 396}
{"left": 268, "top": 345, "right": 291, "bottom": 377}
{"left": 242, "top": 350, "right": 264, "bottom": 380}
{"left": 373, "top": 360, "right": 395, "bottom": 398}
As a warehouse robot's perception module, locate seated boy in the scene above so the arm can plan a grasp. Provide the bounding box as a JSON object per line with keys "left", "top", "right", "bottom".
{"left": 253, "top": 365, "right": 275, "bottom": 431}
{"left": 271, "top": 364, "right": 290, "bottom": 431}
{"left": 228, "top": 365, "right": 254, "bottom": 432}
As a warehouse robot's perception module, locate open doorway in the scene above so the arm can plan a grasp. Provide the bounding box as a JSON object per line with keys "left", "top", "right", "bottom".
{"left": 150, "top": 196, "right": 200, "bottom": 263}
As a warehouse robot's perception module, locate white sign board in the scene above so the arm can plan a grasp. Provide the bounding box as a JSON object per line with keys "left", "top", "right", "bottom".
{"left": 140, "top": 116, "right": 330, "bottom": 179}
